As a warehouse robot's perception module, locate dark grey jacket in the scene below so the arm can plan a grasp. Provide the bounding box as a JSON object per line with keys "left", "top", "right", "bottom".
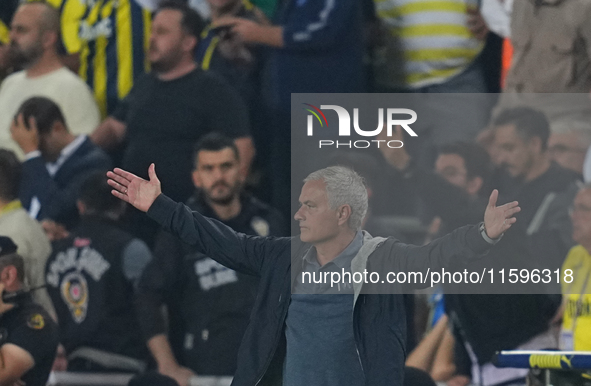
{"left": 147, "top": 194, "right": 491, "bottom": 386}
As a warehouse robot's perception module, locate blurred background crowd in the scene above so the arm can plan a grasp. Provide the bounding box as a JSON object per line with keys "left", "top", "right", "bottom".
{"left": 0, "top": 0, "right": 591, "bottom": 385}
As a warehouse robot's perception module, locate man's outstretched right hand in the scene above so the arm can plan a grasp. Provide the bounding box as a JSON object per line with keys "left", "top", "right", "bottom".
{"left": 107, "top": 163, "right": 161, "bottom": 212}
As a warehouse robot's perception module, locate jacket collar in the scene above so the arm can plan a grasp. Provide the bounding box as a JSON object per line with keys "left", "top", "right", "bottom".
{"left": 351, "top": 231, "right": 387, "bottom": 306}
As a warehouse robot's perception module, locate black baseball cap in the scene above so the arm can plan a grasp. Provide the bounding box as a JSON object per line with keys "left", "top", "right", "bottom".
{"left": 0, "top": 237, "right": 17, "bottom": 258}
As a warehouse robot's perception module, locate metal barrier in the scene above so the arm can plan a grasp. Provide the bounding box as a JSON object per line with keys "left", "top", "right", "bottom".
{"left": 46, "top": 372, "right": 133, "bottom": 386}
{"left": 494, "top": 350, "right": 591, "bottom": 386}
{"left": 47, "top": 372, "right": 232, "bottom": 386}
{"left": 494, "top": 350, "right": 591, "bottom": 370}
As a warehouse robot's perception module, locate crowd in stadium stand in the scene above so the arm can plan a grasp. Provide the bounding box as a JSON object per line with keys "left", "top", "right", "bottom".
{"left": 0, "top": 0, "right": 590, "bottom": 385}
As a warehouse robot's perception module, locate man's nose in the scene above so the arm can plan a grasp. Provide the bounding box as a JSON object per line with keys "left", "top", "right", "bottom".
{"left": 212, "top": 167, "right": 224, "bottom": 180}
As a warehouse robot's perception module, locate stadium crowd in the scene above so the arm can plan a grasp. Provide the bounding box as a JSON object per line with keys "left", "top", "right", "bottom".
{"left": 0, "top": 0, "right": 590, "bottom": 385}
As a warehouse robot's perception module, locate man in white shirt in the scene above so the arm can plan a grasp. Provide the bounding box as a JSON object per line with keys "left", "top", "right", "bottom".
{"left": 0, "top": 1, "right": 100, "bottom": 158}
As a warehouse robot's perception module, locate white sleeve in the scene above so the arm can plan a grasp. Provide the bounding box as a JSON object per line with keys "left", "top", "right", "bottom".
{"left": 61, "top": 77, "right": 101, "bottom": 135}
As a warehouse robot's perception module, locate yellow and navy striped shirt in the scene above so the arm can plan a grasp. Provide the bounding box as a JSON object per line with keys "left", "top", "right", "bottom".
{"left": 561, "top": 245, "right": 591, "bottom": 351}
{"left": 45, "top": 0, "right": 151, "bottom": 117}
{"left": 0, "top": 20, "right": 9, "bottom": 45}
{"left": 375, "top": 0, "right": 484, "bottom": 88}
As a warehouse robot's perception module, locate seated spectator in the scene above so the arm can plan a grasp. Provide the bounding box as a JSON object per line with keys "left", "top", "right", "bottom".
{"left": 0, "top": 236, "right": 58, "bottom": 386}
{"left": 560, "top": 184, "right": 591, "bottom": 351}
{"left": 45, "top": 172, "right": 152, "bottom": 373}
{"left": 491, "top": 107, "right": 580, "bottom": 270}
{"left": 11, "top": 97, "right": 111, "bottom": 231}
{"left": 137, "top": 133, "right": 285, "bottom": 386}
{"left": 0, "top": 149, "right": 54, "bottom": 317}
{"left": 434, "top": 108, "right": 576, "bottom": 386}
{"left": 91, "top": 0, "right": 254, "bottom": 243}
{"left": 548, "top": 120, "right": 591, "bottom": 177}
{"left": 0, "top": 1, "right": 100, "bottom": 157}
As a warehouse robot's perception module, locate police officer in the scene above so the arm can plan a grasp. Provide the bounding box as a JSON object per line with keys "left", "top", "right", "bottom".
{"left": 137, "top": 132, "right": 287, "bottom": 386}
{"left": 0, "top": 236, "right": 58, "bottom": 386}
{"left": 45, "top": 172, "right": 152, "bottom": 372}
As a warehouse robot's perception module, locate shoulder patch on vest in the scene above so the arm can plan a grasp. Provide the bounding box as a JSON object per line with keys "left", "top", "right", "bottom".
{"left": 27, "top": 314, "right": 45, "bottom": 330}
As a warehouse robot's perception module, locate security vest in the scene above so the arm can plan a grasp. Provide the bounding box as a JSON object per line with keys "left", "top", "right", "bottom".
{"left": 46, "top": 216, "right": 145, "bottom": 359}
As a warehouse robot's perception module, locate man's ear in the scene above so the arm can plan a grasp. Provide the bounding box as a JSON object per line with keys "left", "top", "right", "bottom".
{"left": 1, "top": 266, "right": 18, "bottom": 288}
{"left": 192, "top": 169, "right": 202, "bottom": 189}
{"left": 42, "top": 30, "right": 58, "bottom": 50}
{"left": 183, "top": 35, "right": 197, "bottom": 53}
{"left": 337, "top": 204, "right": 352, "bottom": 226}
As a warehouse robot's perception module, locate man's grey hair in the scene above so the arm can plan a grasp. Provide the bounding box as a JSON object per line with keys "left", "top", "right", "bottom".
{"left": 304, "top": 166, "right": 368, "bottom": 230}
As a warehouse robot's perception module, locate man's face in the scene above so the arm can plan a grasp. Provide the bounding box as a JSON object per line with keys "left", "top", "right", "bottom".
{"left": 149, "top": 10, "right": 189, "bottom": 73}
{"left": 435, "top": 153, "right": 469, "bottom": 190}
{"left": 294, "top": 180, "right": 341, "bottom": 244}
{"left": 38, "top": 125, "right": 62, "bottom": 163}
{"left": 9, "top": 5, "right": 45, "bottom": 68}
{"left": 571, "top": 189, "right": 591, "bottom": 246}
{"left": 494, "top": 124, "right": 537, "bottom": 179}
{"left": 192, "top": 148, "right": 242, "bottom": 205}
{"left": 548, "top": 131, "right": 588, "bottom": 175}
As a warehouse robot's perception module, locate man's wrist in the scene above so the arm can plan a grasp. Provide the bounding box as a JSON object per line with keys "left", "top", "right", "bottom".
{"left": 479, "top": 222, "right": 502, "bottom": 245}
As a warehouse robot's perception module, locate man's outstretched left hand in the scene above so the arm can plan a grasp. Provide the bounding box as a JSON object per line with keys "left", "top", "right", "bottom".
{"left": 483, "top": 189, "right": 520, "bottom": 240}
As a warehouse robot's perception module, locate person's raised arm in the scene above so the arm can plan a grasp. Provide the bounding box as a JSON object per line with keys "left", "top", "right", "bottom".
{"left": 391, "top": 190, "right": 520, "bottom": 276}
{"left": 107, "top": 164, "right": 162, "bottom": 213}
{"left": 107, "top": 165, "right": 289, "bottom": 276}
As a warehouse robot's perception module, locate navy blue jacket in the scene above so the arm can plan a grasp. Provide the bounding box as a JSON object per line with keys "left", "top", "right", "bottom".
{"left": 263, "top": 0, "right": 366, "bottom": 112}
{"left": 19, "top": 137, "right": 112, "bottom": 228}
{"left": 147, "top": 194, "right": 491, "bottom": 386}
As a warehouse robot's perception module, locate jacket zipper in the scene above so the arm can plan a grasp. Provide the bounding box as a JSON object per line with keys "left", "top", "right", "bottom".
{"left": 353, "top": 295, "right": 365, "bottom": 380}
